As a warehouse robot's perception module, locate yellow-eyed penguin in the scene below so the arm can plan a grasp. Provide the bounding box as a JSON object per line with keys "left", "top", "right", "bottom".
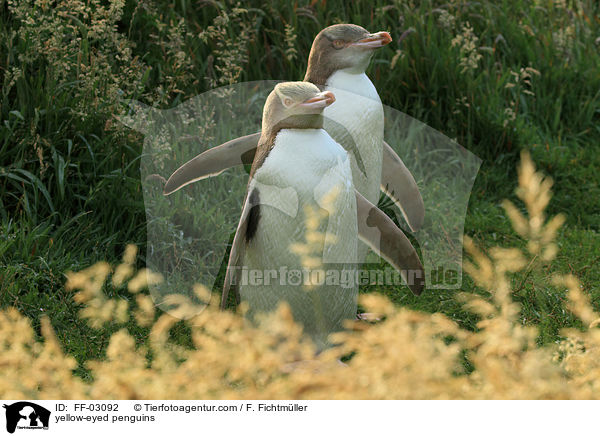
{"left": 163, "top": 24, "right": 425, "bottom": 234}
{"left": 225, "top": 82, "right": 424, "bottom": 349}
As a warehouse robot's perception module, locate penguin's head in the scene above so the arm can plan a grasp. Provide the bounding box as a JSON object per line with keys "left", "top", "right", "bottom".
{"left": 305, "top": 24, "right": 392, "bottom": 84}
{"left": 262, "top": 82, "right": 335, "bottom": 132}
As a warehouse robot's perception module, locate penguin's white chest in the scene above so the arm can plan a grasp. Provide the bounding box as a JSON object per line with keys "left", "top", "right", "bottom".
{"left": 248, "top": 128, "right": 357, "bottom": 265}
{"left": 324, "top": 71, "right": 384, "bottom": 204}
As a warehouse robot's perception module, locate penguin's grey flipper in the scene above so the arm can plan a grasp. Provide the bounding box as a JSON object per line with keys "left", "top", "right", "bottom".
{"left": 380, "top": 141, "right": 425, "bottom": 232}
{"left": 355, "top": 190, "right": 425, "bottom": 296}
{"left": 163, "top": 132, "right": 261, "bottom": 195}
{"left": 221, "top": 188, "right": 260, "bottom": 309}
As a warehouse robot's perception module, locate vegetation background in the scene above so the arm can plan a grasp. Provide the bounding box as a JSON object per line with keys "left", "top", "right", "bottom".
{"left": 0, "top": 0, "right": 599, "bottom": 397}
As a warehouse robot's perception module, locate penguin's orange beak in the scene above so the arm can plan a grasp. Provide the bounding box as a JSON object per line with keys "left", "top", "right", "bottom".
{"left": 352, "top": 31, "right": 392, "bottom": 48}
{"left": 300, "top": 91, "right": 336, "bottom": 109}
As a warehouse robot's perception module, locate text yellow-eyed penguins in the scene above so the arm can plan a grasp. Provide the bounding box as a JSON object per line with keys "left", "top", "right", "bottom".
{"left": 223, "top": 82, "right": 424, "bottom": 349}
{"left": 163, "top": 24, "right": 425, "bottom": 236}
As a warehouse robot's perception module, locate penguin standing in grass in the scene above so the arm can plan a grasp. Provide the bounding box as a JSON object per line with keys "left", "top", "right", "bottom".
{"left": 164, "top": 24, "right": 425, "bottom": 235}
{"left": 224, "top": 82, "right": 424, "bottom": 349}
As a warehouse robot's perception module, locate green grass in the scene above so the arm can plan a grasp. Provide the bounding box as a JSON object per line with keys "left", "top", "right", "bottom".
{"left": 0, "top": 0, "right": 599, "bottom": 371}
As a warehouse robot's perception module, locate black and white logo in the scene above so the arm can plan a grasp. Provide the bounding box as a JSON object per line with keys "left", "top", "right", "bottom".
{"left": 3, "top": 402, "right": 50, "bottom": 433}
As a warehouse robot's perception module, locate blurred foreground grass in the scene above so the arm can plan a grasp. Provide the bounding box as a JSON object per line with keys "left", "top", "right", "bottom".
{"left": 2, "top": 153, "right": 600, "bottom": 399}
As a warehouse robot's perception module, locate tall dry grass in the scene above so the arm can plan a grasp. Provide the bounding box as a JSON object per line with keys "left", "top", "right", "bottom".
{"left": 1, "top": 152, "right": 598, "bottom": 399}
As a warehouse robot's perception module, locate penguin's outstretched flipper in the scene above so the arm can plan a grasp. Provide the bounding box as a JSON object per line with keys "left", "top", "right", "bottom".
{"left": 355, "top": 190, "right": 425, "bottom": 296}
{"left": 381, "top": 141, "right": 425, "bottom": 232}
{"left": 163, "top": 132, "right": 261, "bottom": 195}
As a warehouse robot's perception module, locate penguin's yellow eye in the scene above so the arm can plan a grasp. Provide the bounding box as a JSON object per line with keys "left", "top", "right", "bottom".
{"left": 332, "top": 39, "right": 345, "bottom": 49}
{"left": 283, "top": 98, "right": 294, "bottom": 107}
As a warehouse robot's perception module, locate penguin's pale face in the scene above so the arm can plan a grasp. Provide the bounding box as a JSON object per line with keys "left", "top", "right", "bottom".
{"left": 273, "top": 82, "right": 335, "bottom": 116}
{"left": 311, "top": 24, "right": 392, "bottom": 74}
{"left": 262, "top": 82, "right": 335, "bottom": 133}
